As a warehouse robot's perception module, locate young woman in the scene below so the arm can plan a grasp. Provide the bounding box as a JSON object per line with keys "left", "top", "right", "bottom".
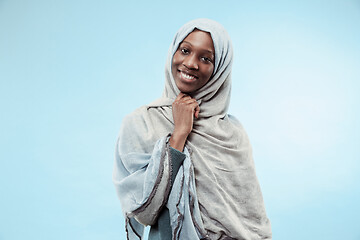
{"left": 113, "top": 18, "right": 272, "bottom": 240}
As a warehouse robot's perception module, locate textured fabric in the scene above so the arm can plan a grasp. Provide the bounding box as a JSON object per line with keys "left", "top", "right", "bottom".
{"left": 113, "top": 131, "right": 203, "bottom": 239}
{"left": 113, "top": 18, "right": 272, "bottom": 240}
{"left": 148, "top": 147, "right": 186, "bottom": 240}
{"left": 169, "top": 147, "right": 186, "bottom": 185}
{"left": 148, "top": 207, "right": 171, "bottom": 240}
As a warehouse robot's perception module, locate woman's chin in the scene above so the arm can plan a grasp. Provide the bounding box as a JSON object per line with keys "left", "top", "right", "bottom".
{"left": 175, "top": 81, "right": 196, "bottom": 94}
{"left": 177, "top": 86, "right": 195, "bottom": 94}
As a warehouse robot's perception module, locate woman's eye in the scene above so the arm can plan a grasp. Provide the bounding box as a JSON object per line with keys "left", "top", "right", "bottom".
{"left": 181, "top": 48, "right": 189, "bottom": 54}
{"left": 202, "top": 57, "right": 213, "bottom": 63}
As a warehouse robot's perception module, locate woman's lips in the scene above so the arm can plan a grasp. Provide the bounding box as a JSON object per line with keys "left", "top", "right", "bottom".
{"left": 178, "top": 70, "right": 198, "bottom": 83}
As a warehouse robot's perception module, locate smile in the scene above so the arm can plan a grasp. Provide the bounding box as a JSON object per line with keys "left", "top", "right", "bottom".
{"left": 179, "top": 71, "right": 198, "bottom": 82}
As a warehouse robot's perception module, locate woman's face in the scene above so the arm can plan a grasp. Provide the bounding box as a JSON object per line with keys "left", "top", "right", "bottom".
{"left": 171, "top": 29, "right": 215, "bottom": 94}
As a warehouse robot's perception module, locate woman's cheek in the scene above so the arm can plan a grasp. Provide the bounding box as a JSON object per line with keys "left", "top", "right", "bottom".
{"left": 207, "top": 66, "right": 214, "bottom": 78}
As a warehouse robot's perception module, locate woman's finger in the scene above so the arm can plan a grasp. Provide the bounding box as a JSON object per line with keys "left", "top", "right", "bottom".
{"left": 182, "top": 98, "right": 197, "bottom": 104}
{"left": 194, "top": 104, "right": 200, "bottom": 118}
{"left": 188, "top": 101, "right": 200, "bottom": 118}
{"left": 175, "top": 92, "right": 186, "bottom": 101}
{"left": 180, "top": 95, "right": 192, "bottom": 101}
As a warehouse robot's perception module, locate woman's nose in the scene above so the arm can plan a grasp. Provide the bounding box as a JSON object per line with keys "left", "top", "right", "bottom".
{"left": 183, "top": 54, "right": 199, "bottom": 70}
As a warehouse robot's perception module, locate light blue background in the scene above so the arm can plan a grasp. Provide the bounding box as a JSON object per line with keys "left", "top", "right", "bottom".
{"left": 1, "top": 0, "right": 359, "bottom": 239}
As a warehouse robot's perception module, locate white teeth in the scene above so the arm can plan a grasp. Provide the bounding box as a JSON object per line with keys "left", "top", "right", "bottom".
{"left": 181, "top": 72, "right": 195, "bottom": 80}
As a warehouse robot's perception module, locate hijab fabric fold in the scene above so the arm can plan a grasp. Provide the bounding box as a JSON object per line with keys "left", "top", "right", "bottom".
{"left": 113, "top": 18, "right": 272, "bottom": 240}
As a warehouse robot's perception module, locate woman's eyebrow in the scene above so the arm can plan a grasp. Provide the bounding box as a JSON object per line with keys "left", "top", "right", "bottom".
{"left": 182, "top": 41, "right": 214, "bottom": 55}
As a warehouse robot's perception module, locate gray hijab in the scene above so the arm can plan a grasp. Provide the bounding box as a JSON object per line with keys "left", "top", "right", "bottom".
{"left": 113, "top": 18, "right": 272, "bottom": 240}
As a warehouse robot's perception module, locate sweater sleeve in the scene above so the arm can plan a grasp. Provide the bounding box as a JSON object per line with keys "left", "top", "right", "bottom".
{"left": 169, "top": 147, "right": 186, "bottom": 185}
{"left": 148, "top": 147, "right": 186, "bottom": 240}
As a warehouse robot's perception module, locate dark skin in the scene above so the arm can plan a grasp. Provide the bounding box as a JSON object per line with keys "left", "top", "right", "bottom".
{"left": 169, "top": 30, "right": 215, "bottom": 151}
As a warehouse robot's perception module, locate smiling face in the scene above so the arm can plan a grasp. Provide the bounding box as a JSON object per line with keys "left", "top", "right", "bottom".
{"left": 171, "top": 29, "right": 215, "bottom": 94}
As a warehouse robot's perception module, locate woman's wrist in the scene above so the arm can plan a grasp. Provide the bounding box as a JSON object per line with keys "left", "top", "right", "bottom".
{"left": 169, "top": 131, "right": 188, "bottom": 152}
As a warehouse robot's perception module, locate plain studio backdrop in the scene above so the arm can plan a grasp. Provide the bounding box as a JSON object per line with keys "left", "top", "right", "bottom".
{"left": 0, "top": 0, "right": 359, "bottom": 239}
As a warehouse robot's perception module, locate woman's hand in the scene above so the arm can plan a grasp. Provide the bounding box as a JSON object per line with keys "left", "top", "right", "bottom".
{"left": 169, "top": 93, "right": 200, "bottom": 151}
